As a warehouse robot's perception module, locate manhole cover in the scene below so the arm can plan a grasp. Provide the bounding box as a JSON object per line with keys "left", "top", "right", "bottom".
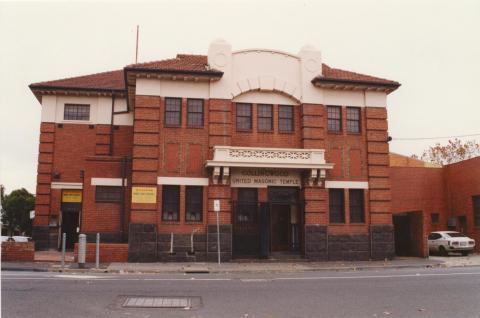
{"left": 122, "top": 297, "right": 192, "bottom": 308}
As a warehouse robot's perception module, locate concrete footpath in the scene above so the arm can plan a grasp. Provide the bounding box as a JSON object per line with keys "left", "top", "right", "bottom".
{"left": 2, "top": 254, "right": 479, "bottom": 274}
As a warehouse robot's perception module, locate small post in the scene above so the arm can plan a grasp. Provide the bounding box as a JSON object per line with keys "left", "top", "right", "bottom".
{"left": 95, "top": 233, "right": 100, "bottom": 269}
{"left": 216, "top": 210, "right": 221, "bottom": 265}
{"left": 61, "top": 233, "right": 66, "bottom": 271}
{"left": 78, "top": 234, "right": 86, "bottom": 269}
{"left": 426, "top": 236, "right": 430, "bottom": 259}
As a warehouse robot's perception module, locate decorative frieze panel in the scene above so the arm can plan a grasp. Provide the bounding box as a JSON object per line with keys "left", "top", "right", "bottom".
{"left": 208, "top": 146, "right": 328, "bottom": 167}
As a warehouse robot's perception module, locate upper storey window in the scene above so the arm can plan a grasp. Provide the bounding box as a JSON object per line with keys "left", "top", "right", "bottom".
{"left": 187, "top": 99, "right": 204, "bottom": 128}
{"left": 279, "top": 105, "right": 294, "bottom": 132}
{"left": 346, "top": 107, "right": 361, "bottom": 133}
{"left": 257, "top": 104, "right": 273, "bottom": 131}
{"left": 236, "top": 103, "right": 252, "bottom": 131}
{"left": 165, "top": 97, "right": 182, "bottom": 126}
{"left": 64, "top": 104, "right": 90, "bottom": 121}
{"left": 327, "top": 106, "right": 342, "bottom": 133}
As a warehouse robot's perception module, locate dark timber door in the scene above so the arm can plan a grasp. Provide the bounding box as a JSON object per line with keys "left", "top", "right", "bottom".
{"left": 270, "top": 204, "right": 290, "bottom": 251}
{"left": 268, "top": 187, "right": 299, "bottom": 253}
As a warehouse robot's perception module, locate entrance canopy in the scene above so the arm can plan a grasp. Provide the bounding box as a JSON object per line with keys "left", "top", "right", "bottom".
{"left": 206, "top": 146, "right": 333, "bottom": 186}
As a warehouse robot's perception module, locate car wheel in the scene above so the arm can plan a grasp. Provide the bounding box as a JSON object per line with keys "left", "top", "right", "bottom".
{"left": 461, "top": 251, "right": 469, "bottom": 256}
{"left": 438, "top": 246, "right": 447, "bottom": 256}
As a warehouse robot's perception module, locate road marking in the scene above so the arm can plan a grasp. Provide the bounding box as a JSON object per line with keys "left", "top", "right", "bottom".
{"left": 54, "top": 275, "right": 100, "bottom": 279}
{"left": 274, "top": 272, "right": 480, "bottom": 281}
{"left": 241, "top": 278, "right": 269, "bottom": 282}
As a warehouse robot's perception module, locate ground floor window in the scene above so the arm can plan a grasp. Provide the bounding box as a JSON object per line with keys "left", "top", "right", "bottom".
{"left": 162, "top": 185, "right": 180, "bottom": 221}
{"left": 236, "top": 188, "right": 258, "bottom": 223}
{"left": 95, "top": 186, "right": 122, "bottom": 202}
{"left": 185, "top": 186, "right": 203, "bottom": 222}
{"left": 329, "top": 189, "right": 345, "bottom": 223}
{"left": 349, "top": 189, "right": 364, "bottom": 223}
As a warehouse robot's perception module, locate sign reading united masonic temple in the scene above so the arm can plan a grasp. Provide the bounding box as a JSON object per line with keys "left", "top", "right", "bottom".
{"left": 230, "top": 168, "right": 301, "bottom": 188}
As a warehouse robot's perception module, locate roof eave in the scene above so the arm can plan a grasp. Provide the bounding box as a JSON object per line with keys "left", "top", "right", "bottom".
{"left": 29, "top": 84, "right": 126, "bottom": 104}
{"left": 123, "top": 67, "right": 223, "bottom": 78}
{"left": 312, "top": 77, "right": 401, "bottom": 93}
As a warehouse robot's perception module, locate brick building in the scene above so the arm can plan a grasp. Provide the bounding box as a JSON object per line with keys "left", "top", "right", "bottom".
{"left": 390, "top": 153, "right": 480, "bottom": 257}
{"left": 29, "top": 40, "right": 401, "bottom": 262}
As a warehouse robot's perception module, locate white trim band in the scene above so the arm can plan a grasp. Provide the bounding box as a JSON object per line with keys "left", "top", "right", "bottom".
{"left": 51, "top": 182, "right": 83, "bottom": 189}
{"left": 157, "top": 177, "right": 209, "bottom": 186}
{"left": 91, "top": 178, "right": 127, "bottom": 186}
{"left": 325, "top": 181, "right": 369, "bottom": 189}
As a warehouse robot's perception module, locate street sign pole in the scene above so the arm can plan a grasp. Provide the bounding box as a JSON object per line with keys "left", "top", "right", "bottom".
{"left": 214, "top": 199, "right": 221, "bottom": 265}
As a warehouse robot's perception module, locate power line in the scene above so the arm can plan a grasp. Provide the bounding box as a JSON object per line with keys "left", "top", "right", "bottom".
{"left": 392, "top": 133, "right": 480, "bottom": 141}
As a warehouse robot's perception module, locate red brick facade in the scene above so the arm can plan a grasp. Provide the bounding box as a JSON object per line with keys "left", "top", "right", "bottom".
{"left": 31, "top": 49, "right": 400, "bottom": 262}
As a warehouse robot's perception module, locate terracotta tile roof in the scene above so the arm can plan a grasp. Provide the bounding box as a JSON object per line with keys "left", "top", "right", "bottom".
{"left": 317, "top": 64, "right": 400, "bottom": 87}
{"left": 29, "top": 54, "right": 399, "bottom": 94}
{"left": 29, "top": 69, "right": 125, "bottom": 91}
{"left": 125, "top": 54, "right": 222, "bottom": 75}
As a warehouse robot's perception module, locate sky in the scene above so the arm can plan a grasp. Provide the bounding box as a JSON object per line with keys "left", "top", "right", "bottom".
{"left": 0, "top": 0, "right": 479, "bottom": 194}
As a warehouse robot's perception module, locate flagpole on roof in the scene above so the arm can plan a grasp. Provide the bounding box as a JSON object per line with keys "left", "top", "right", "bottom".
{"left": 135, "top": 25, "right": 139, "bottom": 64}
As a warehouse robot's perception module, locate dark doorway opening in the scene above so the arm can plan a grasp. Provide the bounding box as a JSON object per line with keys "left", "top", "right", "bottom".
{"left": 61, "top": 208, "right": 80, "bottom": 250}
{"left": 393, "top": 211, "right": 423, "bottom": 257}
{"left": 268, "top": 187, "right": 301, "bottom": 255}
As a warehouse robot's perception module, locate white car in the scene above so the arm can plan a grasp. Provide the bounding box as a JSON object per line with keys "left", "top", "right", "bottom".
{"left": 11, "top": 236, "right": 32, "bottom": 242}
{"left": 428, "top": 231, "right": 475, "bottom": 256}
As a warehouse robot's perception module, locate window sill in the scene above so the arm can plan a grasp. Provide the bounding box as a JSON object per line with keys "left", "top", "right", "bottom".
{"left": 61, "top": 120, "right": 93, "bottom": 124}
{"left": 346, "top": 132, "right": 362, "bottom": 136}
{"left": 164, "top": 125, "right": 182, "bottom": 128}
{"left": 186, "top": 126, "right": 205, "bottom": 129}
{"left": 327, "top": 131, "right": 343, "bottom": 135}
{"left": 161, "top": 221, "right": 180, "bottom": 224}
{"left": 278, "top": 131, "right": 295, "bottom": 134}
{"left": 236, "top": 129, "right": 253, "bottom": 133}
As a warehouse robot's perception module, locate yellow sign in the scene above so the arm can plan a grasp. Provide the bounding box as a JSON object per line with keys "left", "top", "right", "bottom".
{"left": 132, "top": 187, "right": 157, "bottom": 204}
{"left": 62, "top": 190, "right": 82, "bottom": 203}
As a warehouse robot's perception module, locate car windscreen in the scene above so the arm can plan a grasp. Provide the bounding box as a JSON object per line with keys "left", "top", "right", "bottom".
{"left": 445, "top": 233, "right": 466, "bottom": 238}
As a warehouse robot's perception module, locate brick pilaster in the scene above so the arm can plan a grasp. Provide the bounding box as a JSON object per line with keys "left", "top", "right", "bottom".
{"left": 33, "top": 122, "right": 56, "bottom": 249}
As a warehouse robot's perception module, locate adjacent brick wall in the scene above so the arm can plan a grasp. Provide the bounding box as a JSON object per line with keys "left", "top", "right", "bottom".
{"left": 444, "top": 157, "right": 480, "bottom": 252}
{"left": 390, "top": 157, "right": 480, "bottom": 255}
{"left": 74, "top": 243, "right": 128, "bottom": 263}
{"left": 1, "top": 242, "right": 35, "bottom": 262}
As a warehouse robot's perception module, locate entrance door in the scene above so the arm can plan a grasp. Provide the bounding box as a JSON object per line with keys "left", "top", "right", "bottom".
{"left": 61, "top": 210, "right": 79, "bottom": 249}
{"left": 270, "top": 204, "right": 290, "bottom": 251}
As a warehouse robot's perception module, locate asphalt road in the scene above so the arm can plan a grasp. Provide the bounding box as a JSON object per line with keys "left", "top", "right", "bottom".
{"left": 2, "top": 267, "right": 480, "bottom": 318}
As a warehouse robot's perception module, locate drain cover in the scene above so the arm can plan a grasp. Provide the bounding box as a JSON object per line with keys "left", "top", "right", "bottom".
{"left": 123, "top": 297, "right": 191, "bottom": 308}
